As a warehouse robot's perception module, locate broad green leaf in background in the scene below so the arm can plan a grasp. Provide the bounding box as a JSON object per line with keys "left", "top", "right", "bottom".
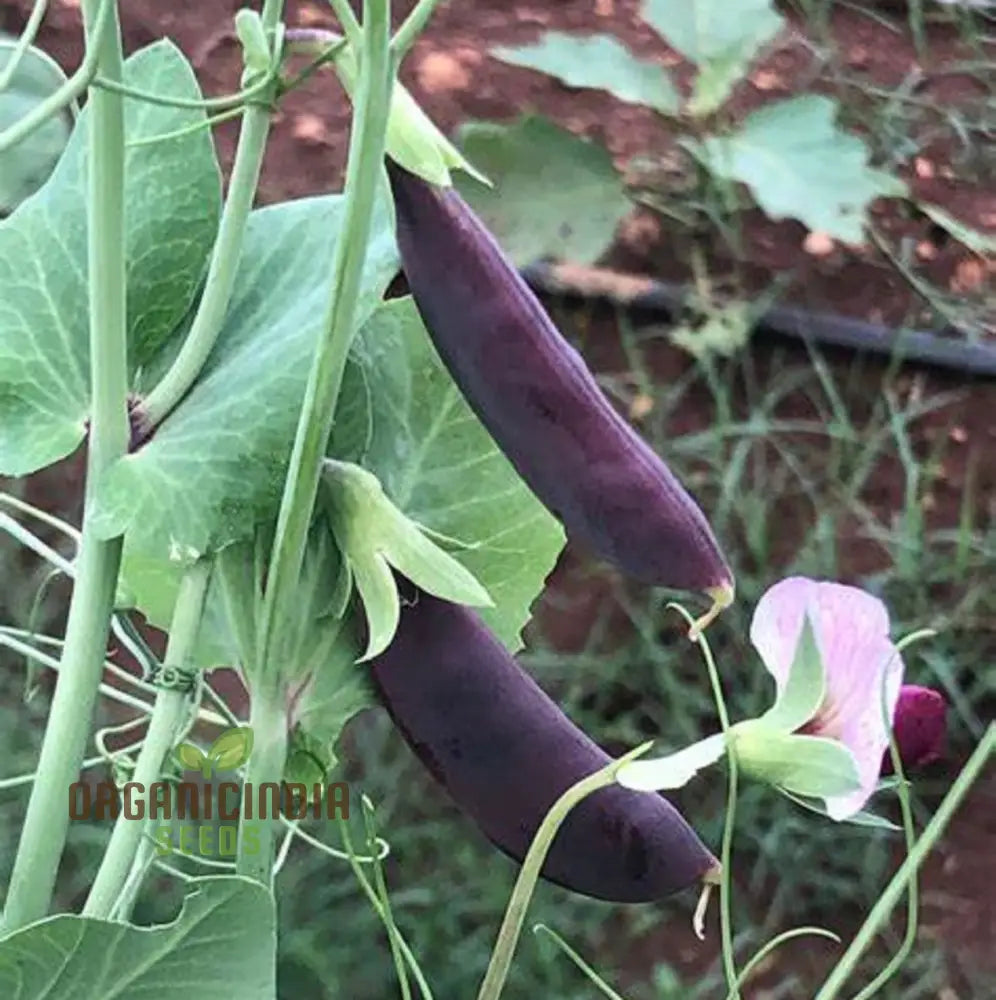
{"left": 919, "top": 201, "right": 996, "bottom": 256}
{"left": 455, "top": 115, "right": 629, "bottom": 266}
{"left": 492, "top": 32, "right": 680, "bottom": 114}
{"left": 333, "top": 297, "right": 565, "bottom": 650}
{"left": 90, "top": 191, "right": 398, "bottom": 564}
{"left": 0, "top": 41, "right": 221, "bottom": 476}
{"left": 684, "top": 96, "right": 907, "bottom": 243}
{"left": 0, "top": 877, "right": 275, "bottom": 999}
{"left": 0, "top": 36, "right": 73, "bottom": 215}
{"left": 643, "top": 0, "right": 785, "bottom": 115}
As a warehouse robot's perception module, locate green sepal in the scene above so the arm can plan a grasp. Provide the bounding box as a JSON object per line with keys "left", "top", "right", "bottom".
{"left": 321, "top": 459, "right": 492, "bottom": 660}
{"left": 331, "top": 42, "right": 487, "bottom": 187}
{"left": 778, "top": 787, "right": 900, "bottom": 830}
{"left": 759, "top": 612, "right": 825, "bottom": 733}
{"left": 731, "top": 721, "right": 862, "bottom": 800}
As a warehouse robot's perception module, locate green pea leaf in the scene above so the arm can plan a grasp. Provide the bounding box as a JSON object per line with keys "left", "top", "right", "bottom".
{"left": 0, "top": 876, "right": 275, "bottom": 998}
{"left": 682, "top": 96, "right": 907, "bottom": 243}
{"left": 0, "top": 40, "right": 221, "bottom": 476}
{"left": 492, "top": 32, "right": 679, "bottom": 114}
{"left": 455, "top": 115, "right": 629, "bottom": 266}
{"left": 330, "top": 297, "right": 565, "bottom": 652}
{"left": 0, "top": 36, "right": 73, "bottom": 215}
{"left": 284, "top": 727, "right": 337, "bottom": 788}
{"left": 643, "top": 0, "right": 785, "bottom": 115}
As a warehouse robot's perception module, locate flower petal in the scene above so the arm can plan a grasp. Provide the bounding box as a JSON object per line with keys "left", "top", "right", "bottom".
{"left": 751, "top": 577, "right": 902, "bottom": 819}
{"left": 820, "top": 634, "right": 903, "bottom": 819}
{"left": 883, "top": 685, "right": 947, "bottom": 774}
{"left": 749, "top": 576, "right": 823, "bottom": 693}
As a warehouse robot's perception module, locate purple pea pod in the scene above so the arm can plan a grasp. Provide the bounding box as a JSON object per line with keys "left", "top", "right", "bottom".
{"left": 370, "top": 589, "right": 718, "bottom": 903}
{"left": 387, "top": 161, "right": 734, "bottom": 631}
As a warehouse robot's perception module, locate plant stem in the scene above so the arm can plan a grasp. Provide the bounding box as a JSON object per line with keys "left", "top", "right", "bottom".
{"left": 257, "top": 0, "right": 392, "bottom": 676}
{"left": 0, "top": 0, "right": 113, "bottom": 154}
{"left": 0, "top": 0, "right": 51, "bottom": 94}
{"left": 235, "top": 682, "right": 288, "bottom": 884}
{"left": 1, "top": 0, "right": 129, "bottom": 934}
{"left": 391, "top": 0, "right": 445, "bottom": 57}
{"left": 141, "top": 0, "right": 285, "bottom": 428}
{"left": 814, "top": 724, "right": 995, "bottom": 1000}
{"left": 83, "top": 560, "right": 212, "bottom": 918}
{"left": 672, "top": 601, "right": 740, "bottom": 998}
{"left": 476, "top": 743, "right": 653, "bottom": 1000}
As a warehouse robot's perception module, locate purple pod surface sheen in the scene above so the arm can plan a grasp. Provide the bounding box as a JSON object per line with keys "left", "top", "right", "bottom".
{"left": 387, "top": 161, "right": 733, "bottom": 601}
{"left": 370, "top": 590, "right": 717, "bottom": 903}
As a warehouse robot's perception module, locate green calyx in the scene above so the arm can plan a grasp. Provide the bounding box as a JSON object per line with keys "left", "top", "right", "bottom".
{"left": 729, "top": 722, "right": 861, "bottom": 801}
{"left": 321, "top": 459, "right": 492, "bottom": 660}
{"left": 329, "top": 39, "right": 487, "bottom": 187}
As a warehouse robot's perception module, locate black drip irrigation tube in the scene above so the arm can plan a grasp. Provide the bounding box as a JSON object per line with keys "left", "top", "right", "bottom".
{"left": 519, "top": 261, "right": 996, "bottom": 379}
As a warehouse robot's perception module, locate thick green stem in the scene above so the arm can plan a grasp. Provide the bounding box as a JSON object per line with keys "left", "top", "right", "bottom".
{"left": 257, "top": 0, "right": 392, "bottom": 676}
{"left": 476, "top": 744, "right": 652, "bottom": 1000}
{"left": 141, "top": 0, "right": 285, "bottom": 427}
{"left": 235, "top": 684, "right": 288, "bottom": 884}
{"left": 814, "top": 724, "right": 995, "bottom": 1000}
{"left": 1, "top": 0, "right": 129, "bottom": 933}
{"left": 83, "top": 561, "right": 212, "bottom": 918}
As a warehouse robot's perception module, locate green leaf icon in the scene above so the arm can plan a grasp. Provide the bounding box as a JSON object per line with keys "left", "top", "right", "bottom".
{"left": 207, "top": 726, "right": 255, "bottom": 776}
{"left": 174, "top": 742, "right": 207, "bottom": 772}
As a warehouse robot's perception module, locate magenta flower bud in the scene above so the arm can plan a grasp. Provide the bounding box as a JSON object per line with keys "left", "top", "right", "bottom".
{"left": 370, "top": 590, "right": 717, "bottom": 902}
{"left": 883, "top": 685, "right": 946, "bottom": 774}
{"left": 387, "top": 161, "right": 733, "bottom": 617}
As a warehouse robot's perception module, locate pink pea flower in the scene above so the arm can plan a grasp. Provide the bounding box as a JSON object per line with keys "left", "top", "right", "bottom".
{"left": 750, "top": 576, "right": 946, "bottom": 820}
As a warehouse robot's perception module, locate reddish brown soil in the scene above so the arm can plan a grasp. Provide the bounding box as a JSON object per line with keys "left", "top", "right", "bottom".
{"left": 3, "top": 0, "right": 994, "bottom": 995}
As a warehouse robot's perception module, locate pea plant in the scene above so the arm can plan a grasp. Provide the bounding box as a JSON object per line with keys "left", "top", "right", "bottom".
{"left": 0, "top": 1, "right": 992, "bottom": 998}
{"left": 471, "top": 0, "right": 995, "bottom": 354}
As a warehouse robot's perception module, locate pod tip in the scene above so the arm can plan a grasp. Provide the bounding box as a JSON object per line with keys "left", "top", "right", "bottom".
{"left": 693, "top": 864, "right": 722, "bottom": 940}
{"left": 687, "top": 579, "right": 735, "bottom": 641}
